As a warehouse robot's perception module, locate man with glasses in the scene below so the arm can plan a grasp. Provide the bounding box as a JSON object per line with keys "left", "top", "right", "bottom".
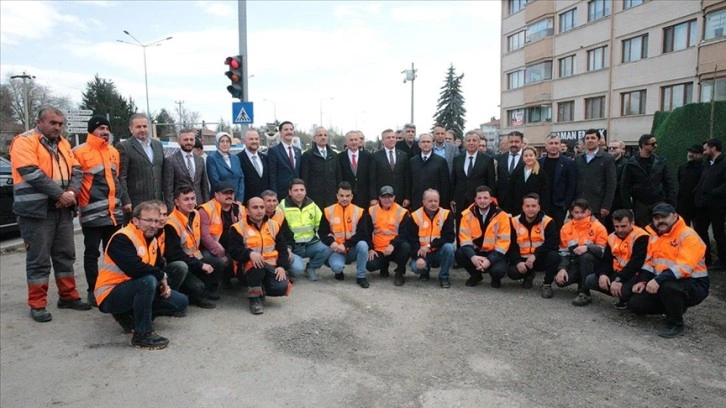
{"left": 621, "top": 134, "right": 675, "bottom": 227}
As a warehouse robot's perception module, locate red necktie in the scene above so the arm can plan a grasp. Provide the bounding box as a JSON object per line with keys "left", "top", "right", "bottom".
{"left": 351, "top": 153, "right": 357, "bottom": 171}
{"left": 288, "top": 146, "right": 295, "bottom": 169}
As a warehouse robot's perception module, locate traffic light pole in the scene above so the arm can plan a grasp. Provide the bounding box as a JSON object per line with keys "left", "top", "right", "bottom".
{"left": 238, "top": 0, "right": 249, "bottom": 133}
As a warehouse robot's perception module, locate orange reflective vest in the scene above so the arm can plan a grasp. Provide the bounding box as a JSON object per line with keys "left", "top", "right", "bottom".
{"left": 73, "top": 133, "right": 124, "bottom": 227}
{"left": 166, "top": 208, "right": 202, "bottom": 259}
{"left": 10, "top": 129, "right": 81, "bottom": 218}
{"left": 324, "top": 203, "right": 364, "bottom": 245}
{"left": 559, "top": 216, "right": 607, "bottom": 252}
{"left": 231, "top": 217, "right": 280, "bottom": 272}
{"left": 643, "top": 217, "right": 707, "bottom": 279}
{"left": 608, "top": 226, "right": 648, "bottom": 272}
{"left": 268, "top": 208, "right": 284, "bottom": 226}
{"left": 411, "top": 207, "right": 450, "bottom": 252}
{"left": 95, "top": 223, "right": 158, "bottom": 305}
{"left": 369, "top": 203, "right": 407, "bottom": 252}
{"left": 198, "top": 198, "right": 225, "bottom": 242}
{"left": 511, "top": 214, "right": 552, "bottom": 256}
{"left": 458, "top": 205, "right": 510, "bottom": 254}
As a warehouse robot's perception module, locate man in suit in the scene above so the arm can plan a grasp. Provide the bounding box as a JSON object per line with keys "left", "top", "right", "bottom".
{"left": 268, "top": 121, "right": 301, "bottom": 199}
{"left": 451, "top": 130, "right": 497, "bottom": 215}
{"left": 370, "top": 129, "right": 411, "bottom": 208}
{"left": 574, "top": 129, "right": 617, "bottom": 225}
{"left": 163, "top": 129, "right": 210, "bottom": 210}
{"left": 118, "top": 113, "right": 164, "bottom": 220}
{"left": 496, "top": 131, "right": 525, "bottom": 214}
{"left": 539, "top": 134, "right": 577, "bottom": 229}
{"left": 238, "top": 129, "right": 269, "bottom": 204}
{"left": 432, "top": 125, "right": 459, "bottom": 174}
{"left": 395, "top": 123, "right": 420, "bottom": 158}
{"left": 339, "top": 130, "right": 372, "bottom": 208}
{"left": 410, "top": 133, "right": 449, "bottom": 210}
{"left": 301, "top": 126, "right": 342, "bottom": 209}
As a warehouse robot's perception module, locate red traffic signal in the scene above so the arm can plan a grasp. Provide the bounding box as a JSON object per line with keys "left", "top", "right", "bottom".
{"left": 224, "top": 55, "right": 244, "bottom": 100}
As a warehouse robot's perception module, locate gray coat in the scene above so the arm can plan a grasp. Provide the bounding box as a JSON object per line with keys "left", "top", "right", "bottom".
{"left": 163, "top": 149, "right": 210, "bottom": 210}
{"left": 117, "top": 137, "right": 164, "bottom": 207}
{"left": 574, "top": 149, "right": 617, "bottom": 213}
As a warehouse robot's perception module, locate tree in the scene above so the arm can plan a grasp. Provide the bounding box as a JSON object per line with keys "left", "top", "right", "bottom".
{"left": 432, "top": 65, "right": 466, "bottom": 138}
{"left": 216, "top": 117, "right": 232, "bottom": 134}
{"left": 4, "top": 73, "right": 74, "bottom": 130}
{"left": 80, "top": 74, "right": 137, "bottom": 142}
{"left": 153, "top": 108, "right": 176, "bottom": 141}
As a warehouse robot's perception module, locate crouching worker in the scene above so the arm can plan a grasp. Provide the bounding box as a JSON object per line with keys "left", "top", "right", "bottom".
{"left": 95, "top": 201, "right": 188, "bottom": 350}
{"left": 229, "top": 197, "right": 292, "bottom": 315}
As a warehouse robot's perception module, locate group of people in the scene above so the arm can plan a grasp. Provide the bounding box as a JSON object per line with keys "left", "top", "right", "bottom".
{"left": 10, "top": 106, "right": 723, "bottom": 349}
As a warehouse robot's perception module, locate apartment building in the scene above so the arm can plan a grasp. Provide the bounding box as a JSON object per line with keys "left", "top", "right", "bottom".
{"left": 500, "top": 0, "right": 726, "bottom": 147}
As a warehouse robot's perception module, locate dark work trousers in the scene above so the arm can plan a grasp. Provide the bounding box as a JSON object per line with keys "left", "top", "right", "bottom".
{"left": 584, "top": 272, "right": 638, "bottom": 302}
{"left": 244, "top": 264, "right": 290, "bottom": 298}
{"left": 694, "top": 207, "right": 726, "bottom": 266}
{"left": 81, "top": 224, "right": 120, "bottom": 297}
{"left": 556, "top": 252, "right": 598, "bottom": 293}
{"left": 366, "top": 241, "right": 411, "bottom": 274}
{"left": 628, "top": 279, "right": 707, "bottom": 326}
{"left": 456, "top": 247, "right": 508, "bottom": 280}
{"left": 632, "top": 201, "right": 654, "bottom": 228}
{"left": 550, "top": 206, "right": 568, "bottom": 232}
{"left": 180, "top": 256, "right": 225, "bottom": 301}
{"left": 508, "top": 251, "right": 560, "bottom": 281}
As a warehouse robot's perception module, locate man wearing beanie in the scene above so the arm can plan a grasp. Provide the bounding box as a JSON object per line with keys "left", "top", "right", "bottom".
{"left": 73, "top": 116, "right": 132, "bottom": 306}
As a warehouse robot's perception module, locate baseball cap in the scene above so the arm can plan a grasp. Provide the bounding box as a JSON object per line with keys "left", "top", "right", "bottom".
{"left": 214, "top": 182, "right": 235, "bottom": 194}
{"left": 651, "top": 203, "right": 676, "bottom": 216}
{"left": 379, "top": 186, "right": 395, "bottom": 197}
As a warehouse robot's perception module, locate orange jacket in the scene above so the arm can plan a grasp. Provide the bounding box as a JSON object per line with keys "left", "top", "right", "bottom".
{"left": 459, "top": 205, "right": 510, "bottom": 255}
{"left": 73, "top": 133, "right": 127, "bottom": 227}
{"left": 643, "top": 217, "right": 707, "bottom": 281}
{"left": 10, "top": 129, "right": 81, "bottom": 218}
{"left": 95, "top": 223, "right": 159, "bottom": 305}
{"left": 369, "top": 202, "right": 407, "bottom": 252}
{"left": 324, "top": 203, "right": 365, "bottom": 245}
{"left": 559, "top": 216, "right": 608, "bottom": 253}
{"left": 511, "top": 213, "right": 552, "bottom": 256}
{"left": 166, "top": 208, "right": 202, "bottom": 259}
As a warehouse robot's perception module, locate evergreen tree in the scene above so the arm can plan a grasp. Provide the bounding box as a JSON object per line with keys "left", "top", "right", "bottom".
{"left": 432, "top": 65, "right": 466, "bottom": 138}
{"left": 80, "top": 74, "right": 137, "bottom": 142}
{"left": 153, "top": 108, "right": 177, "bottom": 141}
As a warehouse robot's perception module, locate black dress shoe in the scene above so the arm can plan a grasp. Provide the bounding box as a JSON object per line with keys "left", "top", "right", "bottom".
{"left": 334, "top": 272, "right": 345, "bottom": 281}
{"left": 658, "top": 323, "right": 684, "bottom": 338}
{"left": 380, "top": 270, "right": 390, "bottom": 278}
{"left": 419, "top": 273, "right": 430, "bottom": 281}
{"left": 356, "top": 278, "right": 370, "bottom": 288}
{"left": 394, "top": 272, "right": 405, "bottom": 286}
{"left": 194, "top": 298, "right": 216, "bottom": 309}
{"left": 465, "top": 274, "right": 483, "bottom": 287}
{"left": 490, "top": 277, "right": 501, "bottom": 288}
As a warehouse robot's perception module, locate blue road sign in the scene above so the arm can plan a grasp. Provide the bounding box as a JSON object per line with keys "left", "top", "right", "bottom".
{"left": 232, "top": 101, "right": 254, "bottom": 124}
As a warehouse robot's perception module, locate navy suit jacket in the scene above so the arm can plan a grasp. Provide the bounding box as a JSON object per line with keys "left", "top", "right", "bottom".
{"left": 268, "top": 142, "right": 301, "bottom": 199}
{"left": 538, "top": 155, "right": 577, "bottom": 209}
{"left": 206, "top": 151, "right": 245, "bottom": 202}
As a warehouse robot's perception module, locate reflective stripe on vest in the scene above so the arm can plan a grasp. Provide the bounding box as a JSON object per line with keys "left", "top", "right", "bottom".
{"left": 369, "top": 203, "right": 406, "bottom": 252}
{"left": 280, "top": 200, "right": 319, "bottom": 243}
{"left": 232, "top": 218, "right": 279, "bottom": 271}
{"left": 642, "top": 228, "right": 708, "bottom": 278}
{"left": 166, "top": 210, "right": 202, "bottom": 259}
{"left": 608, "top": 226, "right": 648, "bottom": 272}
{"left": 325, "top": 204, "right": 364, "bottom": 245}
{"left": 512, "top": 215, "right": 551, "bottom": 256}
{"left": 199, "top": 199, "right": 223, "bottom": 241}
{"left": 412, "top": 208, "right": 448, "bottom": 250}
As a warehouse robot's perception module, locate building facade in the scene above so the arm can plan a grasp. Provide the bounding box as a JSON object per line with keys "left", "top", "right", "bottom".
{"left": 500, "top": 0, "right": 726, "bottom": 147}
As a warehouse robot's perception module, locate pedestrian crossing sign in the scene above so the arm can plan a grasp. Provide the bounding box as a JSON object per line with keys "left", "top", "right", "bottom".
{"left": 232, "top": 101, "right": 254, "bottom": 124}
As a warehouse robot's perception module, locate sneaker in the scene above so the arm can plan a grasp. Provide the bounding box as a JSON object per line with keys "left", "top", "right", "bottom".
{"left": 521, "top": 272, "right": 535, "bottom": 289}
{"left": 541, "top": 284, "right": 554, "bottom": 299}
{"left": 572, "top": 292, "right": 591, "bottom": 306}
{"left": 194, "top": 297, "right": 216, "bottom": 309}
{"left": 439, "top": 278, "right": 451, "bottom": 289}
{"left": 304, "top": 268, "right": 319, "bottom": 281}
{"left": 394, "top": 272, "right": 405, "bottom": 286}
{"left": 334, "top": 272, "right": 345, "bottom": 281}
{"left": 356, "top": 278, "right": 370, "bottom": 288}
{"left": 465, "top": 274, "right": 483, "bottom": 287}
{"left": 249, "top": 297, "right": 264, "bottom": 315}
{"left": 380, "top": 270, "right": 390, "bottom": 278}
{"left": 113, "top": 312, "right": 134, "bottom": 333}
{"left": 57, "top": 298, "right": 92, "bottom": 311}
{"left": 30, "top": 308, "right": 52, "bottom": 323}
{"left": 130, "top": 331, "right": 169, "bottom": 350}
{"left": 490, "top": 277, "right": 501, "bottom": 288}
{"left": 658, "top": 323, "right": 684, "bottom": 338}
{"left": 419, "top": 273, "right": 430, "bottom": 282}
{"left": 614, "top": 300, "right": 628, "bottom": 310}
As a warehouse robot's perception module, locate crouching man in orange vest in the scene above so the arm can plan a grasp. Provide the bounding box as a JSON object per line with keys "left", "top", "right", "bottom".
{"left": 228, "top": 197, "right": 292, "bottom": 315}
{"left": 366, "top": 186, "right": 411, "bottom": 286}
{"left": 96, "top": 201, "right": 188, "bottom": 349}
{"left": 629, "top": 203, "right": 709, "bottom": 338}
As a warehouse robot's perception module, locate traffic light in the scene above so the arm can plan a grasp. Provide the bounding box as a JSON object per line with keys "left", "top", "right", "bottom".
{"left": 224, "top": 55, "right": 244, "bottom": 99}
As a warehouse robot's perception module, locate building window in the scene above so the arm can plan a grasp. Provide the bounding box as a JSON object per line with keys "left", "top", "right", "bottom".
{"left": 559, "top": 55, "right": 575, "bottom": 78}
{"left": 663, "top": 20, "right": 697, "bottom": 53}
{"left": 585, "top": 96, "right": 606, "bottom": 119}
{"left": 508, "top": 109, "right": 525, "bottom": 126}
{"left": 587, "top": 46, "right": 608, "bottom": 71}
{"left": 507, "top": 31, "right": 526, "bottom": 52}
{"left": 622, "top": 34, "right": 648, "bottom": 63}
{"left": 509, "top": 0, "right": 527, "bottom": 15}
{"left": 661, "top": 83, "right": 693, "bottom": 111}
{"left": 526, "top": 18, "right": 554, "bottom": 43}
{"left": 507, "top": 70, "right": 525, "bottom": 89}
{"left": 701, "top": 78, "right": 726, "bottom": 102}
{"left": 623, "top": 0, "right": 644, "bottom": 10}
{"left": 560, "top": 9, "right": 577, "bottom": 33}
{"left": 705, "top": 9, "right": 726, "bottom": 40}
{"left": 588, "top": 0, "right": 610, "bottom": 22}
{"left": 557, "top": 101, "right": 574, "bottom": 122}
{"left": 525, "top": 61, "right": 553, "bottom": 84}
{"left": 621, "top": 90, "right": 647, "bottom": 116}
{"left": 526, "top": 105, "right": 552, "bottom": 123}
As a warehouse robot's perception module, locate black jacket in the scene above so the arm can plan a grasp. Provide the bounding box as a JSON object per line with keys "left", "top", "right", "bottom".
{"left": 677, "top": 159, "right": 705, "bottom": 216}
{"left": 596, "top": 233, "right": 648, "bottom": 282}
{"left": 538, "top": 155, "right": 576, "bottom": 210}
{"left": 369, "top": 148, "right": 411, "bottom": 205}
{"left": 620, "top": 154, "right": 675, "bottom": 207}
{"left": 410, "top": 153, "right": 449, "bottom": 210}
{"left": 237, "top": 150, "right": 269, "bottom": 204}
{"left": 338, "top": 149, "right": 372, "bottom": 208}
{"left": 396, "top": 140, "right": 420, "bottom": 158}
{"left": 510, "top": 168, "right": 551, "bottom": 216}
{"left": 694, "top": 153, "right": 726, "bottom": 208}
{"left": 574, "top": 149, "right": 617, "bottom": 213}
{"left": 496, "top": 151, "right": 525, "bottom": 214}
{"left": 451, "top": 152, "right": 496, "bottom": 210}
{"left": 300, "top": 146, "right": 342, "bottom": 210}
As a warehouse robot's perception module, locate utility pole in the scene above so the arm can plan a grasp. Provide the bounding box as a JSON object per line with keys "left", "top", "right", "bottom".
{"left": 238, "top": 0, "right": 250, "bottom": 134}
{"left": 402, "top": 63, "right": 417, "bottom": 124}
{"left": 175, "top": 100, "right": 184, "bottom": 129}
{"left": 10, "top": 72, "right": 36, "bottom": 131}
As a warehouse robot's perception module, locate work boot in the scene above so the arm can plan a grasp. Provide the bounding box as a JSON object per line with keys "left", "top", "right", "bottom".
{"left": 658, "top": 323, "right": 684, "bottom": 338}
{"left": 490, "top": 277, "right": 501, "bottom": 288}
{"left": 572, "top": 292, "right": 591, "bottom": 306}
{"left": 419, "top": 272, "right": 430, "bottom": 282}
{"left": 304, "top": 268, "right": 319, "bottom": 281}
{"left": 614, "top": 300, "right": 628, "bottom": 310}
{"left": 193, "top": 297, "right": 216, "bottom": 309}
{"left": 130, "top": 331, "right": 169, "bottom": 350}
{"left": 439, "top": 278, "right": 451, "bottom": 289}
{"left": 380, "top": 269, "right": 390, "bottom": 278}
{"left": 30, "top": 308, "right": 52, "bottom": 323}
{"left": 541, "top": 284, "right": 554, "bottom": 299}
{"left": 249, "top": 297, "right": 264, "bottom": 315}
{"left": 57, "top": 298, "right": 92, "bottom": 310}
{"left": 113, "top": 312, "right": 134, "bottom": 333}
{"left": 394, "top": 272, "right": 405, "bottom": 286}
{"left": 334, "top": 272, "right": 345, "bottom": 281}
{"left": 465, "top": 274, "right": 483, "bottom": 287}
{"left": 521, "top": 271, "right": 535, "bottom": 289}
{"left": 356, "top": 278, "right": 370, "bottom": 288}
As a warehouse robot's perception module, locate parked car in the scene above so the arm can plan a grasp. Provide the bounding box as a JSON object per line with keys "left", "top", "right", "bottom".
{"left": 0, "top": 155, "right": 18, "bottom": 235}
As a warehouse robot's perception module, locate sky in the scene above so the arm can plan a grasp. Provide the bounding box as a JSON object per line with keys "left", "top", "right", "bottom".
{"left": 0, "top": 0, "right": 501, "bottom": 140}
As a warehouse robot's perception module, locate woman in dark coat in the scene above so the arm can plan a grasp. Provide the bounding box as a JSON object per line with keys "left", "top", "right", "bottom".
{"left": 511, "top": 146, "right": 550, "bottom": 216}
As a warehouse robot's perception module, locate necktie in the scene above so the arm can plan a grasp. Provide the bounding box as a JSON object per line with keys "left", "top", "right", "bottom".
{"left": 467, "top": 156, "right": 474, "bottom": 176}
{"left": 351, "top": 153, "right": 358, "bottom": 171}
{"left": 252, "top": 155, "right": 262, "bottom": 177}
{"left": 321, "top": 149, "right": 326, "bottom": 159}
{"left": 388, "top": 150, "right": 395, "bottom": 171}
{"left": 509, "top": 153, "right": 517, "bottom": 174}
{"left": 186, "top": 154, "right": 195, "bottom": 179}
{"left": 288, "top": 146, "right": 295, "bottom": 169}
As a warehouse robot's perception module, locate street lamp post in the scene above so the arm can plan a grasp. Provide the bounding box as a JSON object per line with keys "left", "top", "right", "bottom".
{"left": 10, "top": 72, "right": 36, "bottom": 131}
{"left": 402, "top": 62, "right": 417, "bottom": 124}
{"left": 117, "top": 30, "right": 173, "bottom": 116}
{"left": 319, "top": 97, "right": 333, "bottom": 127}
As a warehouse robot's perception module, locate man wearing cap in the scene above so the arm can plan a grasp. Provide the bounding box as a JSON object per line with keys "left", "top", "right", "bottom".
{"left": 621, "top": 134, "right": 675, "bottom": 227}
{"left": 366, "top": 186, "right": 411, "bottom": 286}
{"left": 629, "top": 203, "right": 709, "bottom": 338}
{"left": 73, "top": 116, "right": 132, "bottom": 306}
{"left": 677, "top": 144, "right": 705, "bottom": 227}
{"left": 162, "top": 128, "right": 210, "bottom": 211}
{"left": 198, "top": 182, "right": 243, "bottom": 287}
{"left": 206, "top": 132, "right": 244, "bottom": 203}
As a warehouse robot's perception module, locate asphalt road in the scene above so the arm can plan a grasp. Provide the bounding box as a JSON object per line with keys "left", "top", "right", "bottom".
{"left": 1, "top": 232, "right": 725, "bottom": 408}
